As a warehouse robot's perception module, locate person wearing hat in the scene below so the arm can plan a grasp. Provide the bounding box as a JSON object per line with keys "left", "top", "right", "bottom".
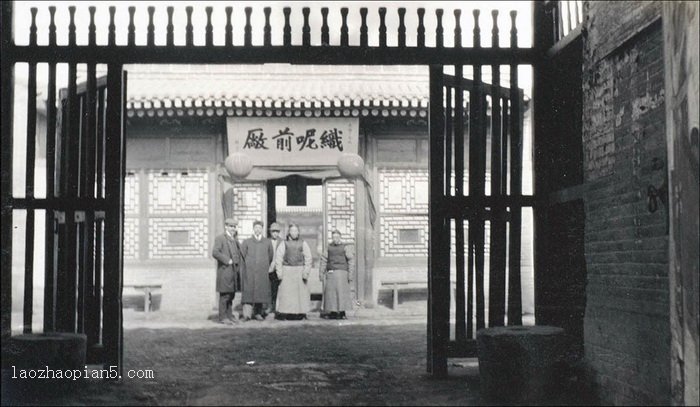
{"left": 240, "top": 220, "right": 275, "bottom": 321}
{"left": 266, "top": 222, "right": 283, "bottom": 315}
{"left": 319, "top": 228, "right": 355, "bottom": 319}
{"left": 211, "top": 218, "right": 243, "bottom": 325}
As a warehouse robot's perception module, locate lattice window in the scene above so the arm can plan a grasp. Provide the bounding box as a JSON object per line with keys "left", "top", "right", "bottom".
{"left": 379, "top": 168, "right": 430, "bottom": 212}
{"left": 148, "top": 169, "right": 208, "bottom": 214}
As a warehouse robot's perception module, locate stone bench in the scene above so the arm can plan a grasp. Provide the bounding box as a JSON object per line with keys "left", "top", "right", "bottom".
{"left": 123, "top": 283, "right": 162, "bottom": 312}
{"left": 379, "top": 279, "right": 428, "bottom": 309}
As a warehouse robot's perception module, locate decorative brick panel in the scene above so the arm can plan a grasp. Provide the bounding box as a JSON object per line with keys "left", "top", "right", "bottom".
{"left": 124, "top": 173, "right": 139, "bottom": 215}
{"left": 148, "top": 217, "right": 209, "bottom": 258}
{"left": 123, "top": 217, "right": 139, "bottom": 259}
{"left": 379, "top": 215, "right": 428, "bottom": 257}
{"left": 228, "top": 182, "right": 264, "bottom": 238}
{"left": 326, "top": 180, "right": 355, "bottom": 243}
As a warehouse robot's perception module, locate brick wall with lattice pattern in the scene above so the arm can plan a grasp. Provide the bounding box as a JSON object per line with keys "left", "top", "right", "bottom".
{"left": 148, "top": 218, "right": 209, "bottom": 258}
{"left": 125, "top": 173, "right": 139, "bottom": 215}
{"left": 124, "top": 218, "right": 139, "bottom": 259}
{"left": 326, "top": 180, "right": 355, "bottom": 243}
{"left": 146, "top": 169, "right": 210, "bottom": 258}
{"left": 378, "top": 168, "right": 428, "bottom": 256}
{"left": 229, "top": 182, "right": 265, "bottom": 238}
{"left": 124, "top": 173, "right": 140, "bottom": 259}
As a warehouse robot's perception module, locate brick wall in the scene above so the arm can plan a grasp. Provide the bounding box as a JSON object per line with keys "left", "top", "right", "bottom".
{"left": 582, "top": 2, "right": 669, "bottom": 404}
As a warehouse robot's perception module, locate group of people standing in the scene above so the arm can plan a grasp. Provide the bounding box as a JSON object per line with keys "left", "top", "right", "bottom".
{"left": 212, "top": 218, "right": 354, "bottom": 325}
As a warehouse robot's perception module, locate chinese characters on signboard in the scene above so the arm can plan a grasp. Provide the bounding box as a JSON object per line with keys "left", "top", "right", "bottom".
{"left": 243, "top": 127, "right": 345, "bottom": 152}
{"left": 227, "top": 118, "right": 358, "bottom": 166}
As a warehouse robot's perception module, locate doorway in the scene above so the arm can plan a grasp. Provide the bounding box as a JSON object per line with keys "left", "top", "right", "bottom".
{"left": 267, "top": 175, "right": 324, "bottom": 296}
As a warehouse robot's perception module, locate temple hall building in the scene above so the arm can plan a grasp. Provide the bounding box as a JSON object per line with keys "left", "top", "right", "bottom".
{"left": 117, "top": 64, "right": 535, "bottom": 314}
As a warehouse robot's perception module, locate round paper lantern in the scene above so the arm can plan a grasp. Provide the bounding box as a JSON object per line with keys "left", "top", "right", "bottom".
{"left": 225, "top": 152, "right": 253, "bottom": 179}
{"left": 337, "top": 153, "right": 365, "bottom": 178}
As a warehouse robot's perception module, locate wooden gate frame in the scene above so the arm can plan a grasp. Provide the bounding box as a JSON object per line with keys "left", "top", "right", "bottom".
{"left": 0, "top": 1, "right": 551, "bottom": 377}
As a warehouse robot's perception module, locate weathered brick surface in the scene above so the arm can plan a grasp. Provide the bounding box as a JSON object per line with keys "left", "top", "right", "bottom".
{"left": 582, "top": 2, "right": 669, "bottom": 404}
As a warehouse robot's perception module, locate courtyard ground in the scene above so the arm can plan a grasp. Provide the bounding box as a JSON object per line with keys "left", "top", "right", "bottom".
{"left": 3, "top": 301, "right": 592, "bottom": 406}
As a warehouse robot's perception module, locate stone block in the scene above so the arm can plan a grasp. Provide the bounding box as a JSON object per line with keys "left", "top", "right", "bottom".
{"left": 477, "top": 325, "right": 567, "bottom": 403}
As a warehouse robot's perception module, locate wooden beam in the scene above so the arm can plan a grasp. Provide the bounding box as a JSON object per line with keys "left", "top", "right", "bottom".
{"left": 5, "top": 45, "right": 539, "bottom": 66}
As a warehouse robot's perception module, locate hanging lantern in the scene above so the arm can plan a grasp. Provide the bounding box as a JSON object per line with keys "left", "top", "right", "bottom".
{"left": 337, "top": 153, "right": 365, "bottom": 178}
{"left": 225, "top": 152, "right": 253, "bottom": 179}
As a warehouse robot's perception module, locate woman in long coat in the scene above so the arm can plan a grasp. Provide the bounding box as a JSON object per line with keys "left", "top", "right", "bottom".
{"left": 274, "top": 223, "right": 312, "bottom": 320}
{"left": 319, "top": 229, "right": 355, "bottom": 319}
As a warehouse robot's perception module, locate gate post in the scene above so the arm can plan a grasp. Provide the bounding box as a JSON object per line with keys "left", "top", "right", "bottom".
{"left": 532, "top": 0, "right": 556, "bottom": 328}
{"left": 427, "top": 66, "right": 449, "bottom": 377}
{"left": 1, "top": 0, "right": 15, "bottom": 341}
{"left": 103, "top": 64, "right": 126, "bottom": 376}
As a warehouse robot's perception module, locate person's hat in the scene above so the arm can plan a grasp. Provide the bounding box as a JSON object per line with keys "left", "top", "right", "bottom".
{"left": 224, "top": 218, "right": 238, "bottom": 226}
{"left": 269, "top": 222, "right": 281, "bottom": 232}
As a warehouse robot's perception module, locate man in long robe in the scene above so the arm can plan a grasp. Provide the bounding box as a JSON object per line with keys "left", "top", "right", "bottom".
{"left": 240, "top": 220, "right": 274, "bottom": 321}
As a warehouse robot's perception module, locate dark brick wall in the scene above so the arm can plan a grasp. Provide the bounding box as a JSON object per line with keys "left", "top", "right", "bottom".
{"left": 534, "top": 35, "right": 586, "bottom": 358}
{"left": 582, "top": 1, "right": 669, "bottom": 404}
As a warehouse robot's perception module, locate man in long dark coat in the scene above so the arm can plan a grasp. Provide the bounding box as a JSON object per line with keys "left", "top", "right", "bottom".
{"left": 240, "top": 220, "right": 275, "bottom": 321}
{"left": 212, "top": 218, "right": 243, "bottom": 325}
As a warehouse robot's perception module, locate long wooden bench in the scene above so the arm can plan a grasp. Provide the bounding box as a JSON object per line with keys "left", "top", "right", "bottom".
{"left": 380, "top": 279, "right": 428, "bottom": 309}
{"left": 378, "top": 274, "right": 458, "bottom": 309}
{"left": 123, "top": 283, "right": 162, "bottom": 313}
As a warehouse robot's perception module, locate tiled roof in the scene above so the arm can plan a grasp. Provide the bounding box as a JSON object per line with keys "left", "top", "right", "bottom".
{"left": 125, "top": 65, "right": 430, "bottom": 119}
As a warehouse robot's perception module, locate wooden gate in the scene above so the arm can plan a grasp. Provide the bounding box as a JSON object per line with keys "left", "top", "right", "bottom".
{"left": 1, "top": 2, "right": 538, "bottom": 376}
{"left": 427, "top": 19, "right": 529, "bottom": 375}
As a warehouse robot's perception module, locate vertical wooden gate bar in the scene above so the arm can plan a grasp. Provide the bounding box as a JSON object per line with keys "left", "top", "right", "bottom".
{"left": 488, "top": 10, "right": 507, "bottom": 328}
{"left": 507, "top": 11, "right": 523, "bottom": 325}
{"left": 0, "top": 1, "right": 14, "bottom": 340}
{"left": 454, "top": 64, "right": 467, "bottom": 345}
{"left": 428, "top": 65, "right": 448, "bottom": 377}
{"left": 22, "top": 7, "right": 38, "bottom": 334}
{"left": 472, "top": 10, "right": 487, "bottom": 332}
{"left": 453, "top": 9, "right": 467, "bottom": 346}
{"left": 103, "top": 64, "right": 126, "bottom": 374}
{"left": 55, "top": 9, "right": 79, "bottom": 332}
{"left": 43, "top": 6, "right": 58, "bottom": 333}
{"left": 93, "top": 86, "right": 107, "bottom": 357}
{"left": 83, "top": 50, "right": 99, "bottom": 357}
